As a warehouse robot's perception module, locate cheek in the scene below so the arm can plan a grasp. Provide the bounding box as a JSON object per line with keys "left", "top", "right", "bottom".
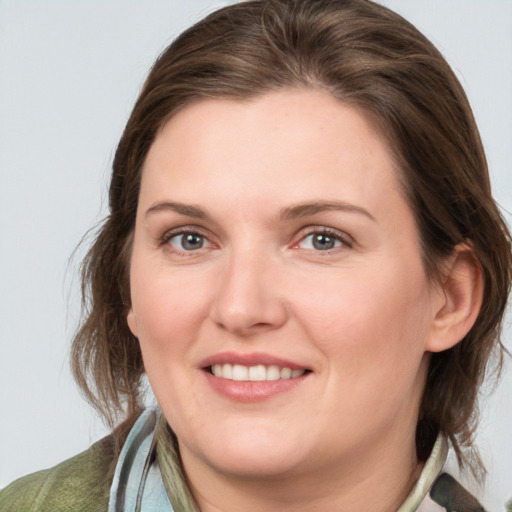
{"left": 131, "top": 265, "right": 208, "bottom": 338}
{"left": 128, "top": 267, "right": 212, "bottom": 397}
{"left": 294, "top": 261, "right": 432, "bottom": 379}
{"left": 130, "top": 272, "right": 208, "bottom": 415}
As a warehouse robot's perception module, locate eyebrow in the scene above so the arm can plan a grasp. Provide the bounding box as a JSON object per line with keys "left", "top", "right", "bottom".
{"left": 145, "top": 201, "right": 207, "bottom": 219}
{"left": 280, "top": 201, "right": 376, "bottom": 222}
{"left": 145, "top": 200, "right": 376, "bottom": 222}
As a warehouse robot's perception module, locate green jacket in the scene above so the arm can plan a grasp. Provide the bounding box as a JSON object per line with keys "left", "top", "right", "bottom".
{"left": 0, "top": 435, "right": 114, "bottom": 512}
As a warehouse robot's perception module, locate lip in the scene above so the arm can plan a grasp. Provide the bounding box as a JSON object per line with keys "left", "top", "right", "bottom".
{"left": 203, "top": 371, "right": 309, "bottom": 402}
{"left": 199, "top": 352, "right": 311, "bottom": 403}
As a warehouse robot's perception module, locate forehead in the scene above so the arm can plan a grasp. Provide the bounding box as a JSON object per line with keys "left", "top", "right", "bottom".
{"left": 140, "top": 89, "right": 405, "bottom": 209}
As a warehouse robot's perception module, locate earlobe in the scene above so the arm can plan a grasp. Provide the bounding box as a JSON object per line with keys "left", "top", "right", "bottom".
{"left": 426, "top": 244, "right": 483, "bottom": 353}
{"left": 127, "top": 308, "right": 139, "bottom": 337}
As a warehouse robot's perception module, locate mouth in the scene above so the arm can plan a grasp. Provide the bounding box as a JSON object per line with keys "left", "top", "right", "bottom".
{"left": 208, "top": 363, "right": 308, "bottom": 381}
{"left": 200, "top": 353, "right": 311, "bottom": 401}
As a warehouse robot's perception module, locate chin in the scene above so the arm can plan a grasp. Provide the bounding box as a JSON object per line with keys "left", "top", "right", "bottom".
{"left": 204, "top": 448, "right": 303, "bottom": 479}
{"left": 181, "top": 422, "right": 308, "bottom": 478}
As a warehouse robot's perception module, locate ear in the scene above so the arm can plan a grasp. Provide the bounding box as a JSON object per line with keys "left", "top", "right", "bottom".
{"left": 426, "top": 244, "right": 483, "bottom": 353}
{"left": 127, "top": 308, "right": 139, "bottom": 337}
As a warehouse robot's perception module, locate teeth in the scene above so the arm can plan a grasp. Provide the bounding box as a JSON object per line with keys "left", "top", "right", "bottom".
{"left": 232, "top": 364, "right": 249, "bottom": 381}
{"left": 248, "top": 365, "right": 266, "bottom": 381}
{"left": 267, "top": 365, "right": 280, "bottom": 381}
{"left": 211, "top": 363, "right": 306, "bottom": 381}
{"left": 280, "top": 367, "right": 292, "bottom": 379}
{"left": 222, "top": 363, "right": 232, "bottom": 379}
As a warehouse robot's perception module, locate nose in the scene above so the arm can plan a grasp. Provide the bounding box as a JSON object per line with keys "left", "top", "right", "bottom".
{"left": 209, "top": 249, "right": 288, "bottom": 336}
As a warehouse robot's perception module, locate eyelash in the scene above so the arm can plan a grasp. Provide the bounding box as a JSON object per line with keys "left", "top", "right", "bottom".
{"left": 159, "top": 226, "right": 353, "bottom": 255}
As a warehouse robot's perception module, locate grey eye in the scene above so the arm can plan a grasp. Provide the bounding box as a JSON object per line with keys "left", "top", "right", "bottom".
{"left": 300, "top": 233, "right": 342, "bottom": 251}
{"left": 312, "top": 233, "right": 336, "bottom": 250}
{"left": 170, "top": 233, "right": 205, "bottom": 251}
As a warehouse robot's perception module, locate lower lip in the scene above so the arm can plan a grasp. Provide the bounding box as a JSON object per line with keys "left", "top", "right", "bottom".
{"left": 203, "top": 370, "right": 308, "bottom": 402}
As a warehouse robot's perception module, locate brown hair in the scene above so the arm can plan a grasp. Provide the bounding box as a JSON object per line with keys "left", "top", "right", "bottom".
{"left": 72, "top": 0, "right": 512, "bottom": 473}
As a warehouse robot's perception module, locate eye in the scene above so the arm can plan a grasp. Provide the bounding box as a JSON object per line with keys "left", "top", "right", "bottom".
{"left": 167, "top": 232, "right": 208, "bottom": 251}
{"left": 297, "top": 229, "right": 349, "bottom": 251}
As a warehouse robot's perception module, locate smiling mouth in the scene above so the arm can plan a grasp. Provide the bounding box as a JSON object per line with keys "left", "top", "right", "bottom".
{"left": 208, "top": 363, "right": 308, "bottom": 381}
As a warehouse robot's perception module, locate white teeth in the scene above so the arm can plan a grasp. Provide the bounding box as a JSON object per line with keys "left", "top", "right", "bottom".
{"left": 210, "top": 363, "right": 306, "bottom": 381}
{"left": 280, "top": 367, "right": 292, "bottom": 379}
{"left": 249, "top": 365, "right": 266, "bottom": 381}
{"left": 222, "top": 363, "right": 233, "bottom": 379}
{"left": 232, "top": 364, "right": 249, "bottom": 381}
{"left": 267, "top": 365, "right": 280, "bottom": 381}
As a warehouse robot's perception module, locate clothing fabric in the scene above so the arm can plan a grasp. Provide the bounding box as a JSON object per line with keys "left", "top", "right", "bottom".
{"left": 0, "top": 434, "right": 114, "bottom": 511}
{"left": 0, "top": 408, "right": 488, "bottom": 512}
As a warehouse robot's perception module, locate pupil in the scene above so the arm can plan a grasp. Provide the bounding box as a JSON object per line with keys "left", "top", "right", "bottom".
{"left": 313, "top": 234, "right": 334, "bottom": 250}
{"left": 182, "top": 234, "right": 203, "bottom": 250}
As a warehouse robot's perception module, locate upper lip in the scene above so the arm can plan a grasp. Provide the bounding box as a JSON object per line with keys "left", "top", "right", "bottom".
{"left": 199, "top": 352, "right": 310, "bottom": 371}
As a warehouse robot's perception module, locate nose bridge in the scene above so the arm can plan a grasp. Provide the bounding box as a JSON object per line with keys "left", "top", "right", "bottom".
{"left": 210, "top": 242, "right": 287, "bottom": 334}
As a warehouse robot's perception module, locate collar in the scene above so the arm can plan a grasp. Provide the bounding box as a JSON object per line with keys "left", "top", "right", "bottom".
{"left": 398, "top": 435, "right": 448, "bottom": 511}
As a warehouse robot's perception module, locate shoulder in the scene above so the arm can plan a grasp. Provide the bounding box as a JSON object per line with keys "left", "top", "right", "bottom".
{"left": 0, "top": 434, "right": 115, "bottom": 512}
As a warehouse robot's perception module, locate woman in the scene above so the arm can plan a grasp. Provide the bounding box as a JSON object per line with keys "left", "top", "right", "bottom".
{"left": 2, "top": 0, "right": 511, "bottom": 510}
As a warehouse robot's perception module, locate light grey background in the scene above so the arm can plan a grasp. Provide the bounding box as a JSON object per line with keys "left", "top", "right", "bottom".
{"left": 1, "top": 1, "right": 511, "bottom": 510}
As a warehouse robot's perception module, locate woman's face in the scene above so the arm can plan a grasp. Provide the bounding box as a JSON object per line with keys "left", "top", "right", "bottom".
{"left": 128, "top": 90, "right": 443, "bottom": 483}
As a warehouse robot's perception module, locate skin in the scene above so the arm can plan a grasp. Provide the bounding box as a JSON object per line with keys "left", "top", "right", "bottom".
{"left": 127, "top": 89, "right": 482, "bottom": 511}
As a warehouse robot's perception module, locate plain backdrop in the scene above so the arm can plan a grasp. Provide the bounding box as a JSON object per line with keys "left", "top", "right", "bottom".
{"left": 0, "top": 1, "right": 511, "bottom": 510}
